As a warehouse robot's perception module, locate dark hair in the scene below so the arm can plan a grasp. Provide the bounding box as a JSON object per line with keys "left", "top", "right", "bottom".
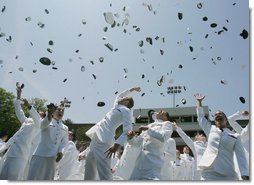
{"left": 165, "top": 112, "right": 170, "bottom": 121}
{"left": 126, "top": 98, "right": 134, "bottom": 109}
{"left": 0, "top": 131, "right": 8, "bottom": 138}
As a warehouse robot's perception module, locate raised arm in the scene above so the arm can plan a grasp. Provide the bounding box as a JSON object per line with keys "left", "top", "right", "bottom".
{"left": 22, "top": 98, "right": 42, "bottom": 128}
{"left": 173, "top": 122, "right": 196, "bottom": 159}
{"left": 14, "top": 83, "right": 28, "bottom": 124}
{"left": 194, "top": 93, "right": 211, "bottom": 136}
{"left": 113, "top": 86, "right": 141, "bottom": 106}
{"left": 228, "top": 110, "right": 249, "bottom": 134}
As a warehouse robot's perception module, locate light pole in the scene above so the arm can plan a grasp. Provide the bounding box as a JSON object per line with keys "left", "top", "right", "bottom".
{"left": 167, "top": 86, "right": 183, "bottom": 108}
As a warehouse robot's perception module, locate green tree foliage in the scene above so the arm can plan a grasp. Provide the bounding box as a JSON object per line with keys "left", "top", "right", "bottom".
{"left": 31, "top": 97, "right": 47, "bottom": 112}
{"left": 0, "top": 88, "right": 20, "bottom": 137}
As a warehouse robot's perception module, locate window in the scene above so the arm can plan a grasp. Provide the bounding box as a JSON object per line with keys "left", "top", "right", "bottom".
{"left": 135, "top": 116, "right": 148, "bottom": 124}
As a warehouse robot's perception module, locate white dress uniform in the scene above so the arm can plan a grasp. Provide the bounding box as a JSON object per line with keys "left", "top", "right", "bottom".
{"left": 161, "top": 138, "right": 176, "bottom": 180}
{"left": 228, "top": 112, "right": 249, "bottom": 162}
{"left": 228, "top": 112, "right": 249, "bottom": 180}
{"left": 55, "top": 140, "right": 80, "bottom": 180}
{"left": 85, "top": 88, "right": 134, "bottom": 180}
{"left": 113, "top": 143, "right": 141, "bottom": 180}
{"left": 180, "top": 153, "right": 195, "bottom": 180}
{"left": 171, "top": 158, "right": 185, "bottom": 180}
{"left": 196, "top": 107, "right": 249, "bottom": 180}
{"left": 0, "top": 100, "right": 41, "bottom": 180}
{"left": 175, "top": 126, "right": 207, "bottom": 180}
{"left": 128, "top": 120, "right": 173, "bottom": 180}
{"left": 27, "top": 116, "right": 69, "bottom": 180}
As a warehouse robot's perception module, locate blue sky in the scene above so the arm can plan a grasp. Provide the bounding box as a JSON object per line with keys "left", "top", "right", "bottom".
{"left": 0, "top": 0, "right": 250, "bottom": 123}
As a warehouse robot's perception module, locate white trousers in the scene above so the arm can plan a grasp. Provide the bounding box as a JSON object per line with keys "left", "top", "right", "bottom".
{"left": 0, "top": 157, "right": 28, "bottom": 180}
{"left": 84, "top": 134, "right": 112, "bottom": 180}
{"left": 27, "top": 155, "right": 56, "bottom": 180}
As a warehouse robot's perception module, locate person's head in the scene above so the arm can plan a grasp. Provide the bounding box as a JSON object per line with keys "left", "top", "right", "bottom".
{"left": 38, "top": 111, "right": 46, "bottom": 119}
{"left": 214, "top": 110, "right": 228, "bottom": 128}
{"left": 0, "top": 131, "right": 8, "bottom": 141}
{"left": 194, "top": 133, "right": 206, "bottom": 142}
{"left": 156, "top": 110, "right": 170, "bottom": 121}
{"left": 118, "top": 97, "right": 134, "bottom": 109}
{"left": 183, "top": 146, "right": 190, "bottom": 154}
{"left": 52, "top": 105, "right": 65, "bottom": 120}
{"left": 176, "top": 149, "right": 181, "bottom": 159}
{"left": 68, "top": 131, "right": 76, "bottom": 141}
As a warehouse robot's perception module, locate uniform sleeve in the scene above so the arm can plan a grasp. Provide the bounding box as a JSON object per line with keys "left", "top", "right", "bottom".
{"left": 29, "top": 106, "right": 41, "bottom": 128}
{"left": 128, "top": 132, "right": 144, "bottom": 146}
{"left": 58, "top": 125, "right": 69, "bottom": 154}
{"left": 40, "top": 114, "right": 51, "bottom": 130}
{"left": 14, "top": 99, "right": 28, "bottom": 124}
{"left": 227, "top": 111, "right": 243, "bottom": 134}
{"left": 241, "top": 123, "right": 249, "bottom": 143}
{"left": 196, "top": 107, "right": 211, "bottom": 137}
{"left": 176, "top": 126, "right": 196, "bottom": 159}
{"left": 115, "top": 108, "right": 133, "bottom": 146}
{"left": 147, "top": 122, "right": 172, "bottom": 142}
{"left": 113, "top": 88, "right": 132, "bottom": 106}
{"left": 235, "top": 136, "right": 249, "bottom": 176}
{"left": 163, "top": 138, "right": 176, "bottom": 161}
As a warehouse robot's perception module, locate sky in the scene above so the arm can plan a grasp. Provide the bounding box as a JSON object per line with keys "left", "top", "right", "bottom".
{"left": 0, "top": 0, "right": 250, "bottom": 124}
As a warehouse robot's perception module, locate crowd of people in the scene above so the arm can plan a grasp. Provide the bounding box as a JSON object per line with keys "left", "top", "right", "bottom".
{"left": 0, "top": 84, "right": 249, "bottom": 181}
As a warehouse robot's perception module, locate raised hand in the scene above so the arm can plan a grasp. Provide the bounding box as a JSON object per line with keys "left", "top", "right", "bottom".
{"left": 16, "top": 82, "right": 24, "bottom": 99}
{"left": 194, "top": 93, "right": 205, "bottom": 102}
{"left": 241, "top": 110, "right": 249, "bottom": 116}
{"left": 172, "top": 122, "right": 177, "bottom": 129}
{"left": 130, "top": 86, "right": 141, "bottom": 92}
{"left": 194, "top": 93, "right": 205, "bottom": 108}
{"left": 47, "top": 103, "right": 57, "bottom": 120}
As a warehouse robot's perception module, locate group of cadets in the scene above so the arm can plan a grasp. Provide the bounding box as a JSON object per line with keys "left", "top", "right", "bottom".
{"left": 0, "top": 85, "right": 249, "bottom": 180}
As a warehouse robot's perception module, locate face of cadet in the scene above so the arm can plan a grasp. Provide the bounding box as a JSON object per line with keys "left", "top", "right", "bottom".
{"left": 195, "top": 134, "right": 206, "bottom": 142}
{"left": 214, "top": 111, "right": 228, "bottom": 128}
{"left": 183, "top": 146, "right": 190, "bottom": 154}
{"left": 53, "top": 106, "right": 65, "bottom": 120}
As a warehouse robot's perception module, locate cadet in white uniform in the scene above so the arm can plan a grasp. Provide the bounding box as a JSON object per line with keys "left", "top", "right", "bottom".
{"left": 27, "top": 103, "right": 69, "bottom": 180}
{"left": 171, "top": 149, "right": 185, "bottom": 180}
{"left": 0, "top": 85, "right": 43, "bottom": 180}
{"left": 112, "top": 143, "right": 141, "bottom": 180}
{"left": 55, "top": 131, "right": 80, "bottom": 180}
{"left": 173, "top": 123, "right": 207, "bottom": 180}
{"left": 128, "top": 110, "right": 173, "bottom": 180}
{"left": 161, "top": 138, "right": 176, "bottom": 180}
{"left": 194, "top": 93, "right": 249, "bottom": 180}
{"left": 84, "top": 86, "right": 141, "bottom": 180}
{"left": 228, "top": 111, "right": 249, "bottom": 163}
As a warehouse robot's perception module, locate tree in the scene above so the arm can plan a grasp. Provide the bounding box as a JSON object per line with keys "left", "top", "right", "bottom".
{"left": 0, "top": 88, "right": 20, "bottom": 137}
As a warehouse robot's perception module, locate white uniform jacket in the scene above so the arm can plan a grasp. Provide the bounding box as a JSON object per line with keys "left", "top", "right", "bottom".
{"left": 5, "top": 100, "right": 41, "bottom": 160}
{"left": 33, "top": 117, "right": 68, "bottom": 157}
{"left": 129, "top": 120, "right": 173, "bottom": 179}
{"left": 197, "top": 107, "right": 249, "bottom": 178}
{"left": 176, "top": 126, "right": 207, "bottom": 180}
{"left": 228, "top": 112, "right": 249, "bottom": 153}
{"left": 86, "top": 88, "right": 133, "bottom": 146}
